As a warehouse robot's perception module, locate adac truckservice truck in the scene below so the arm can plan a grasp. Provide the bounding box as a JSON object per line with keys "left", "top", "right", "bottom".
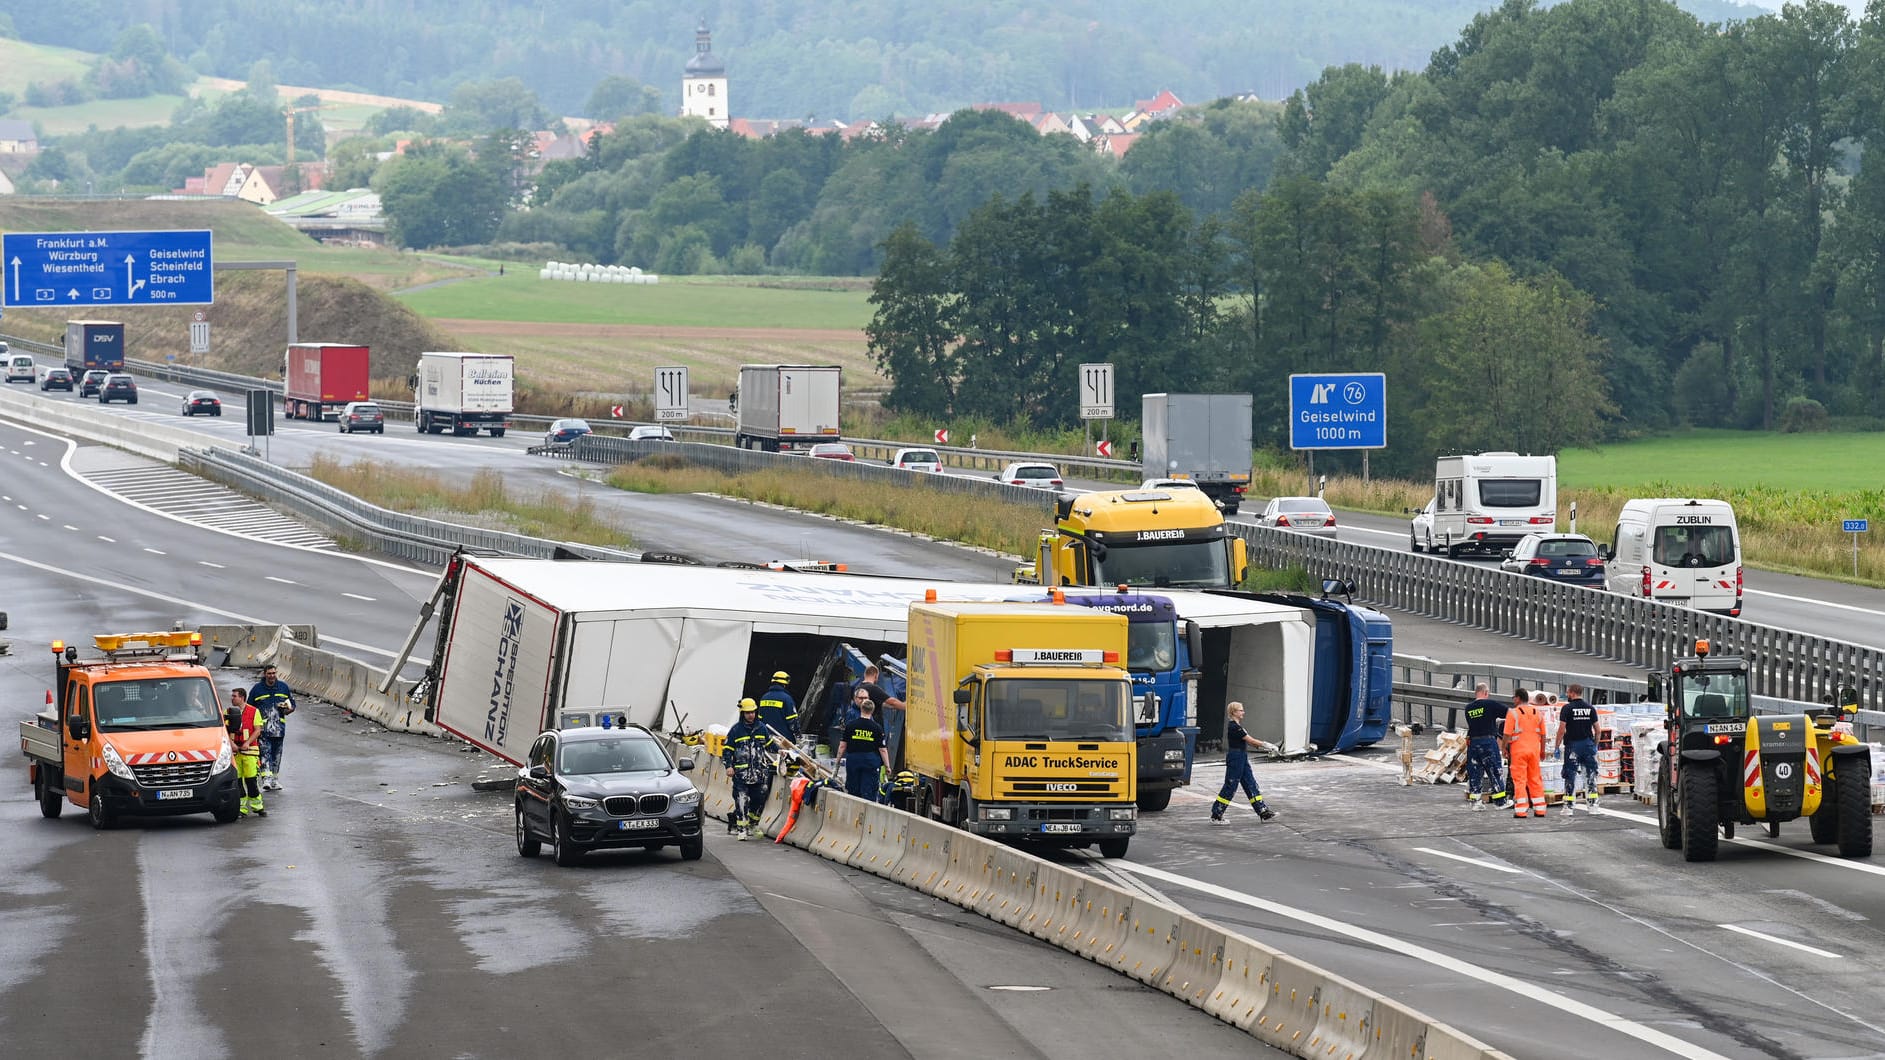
{"left": 1141, "top": 393, "right": 1254, "bottom": 514}
{"left": 284, "top": 342, "right": 371, "bottom": 421}
{"left": 902, "top": 597, "right": 1139, "bottom": 858}
{"left": 19, "top": 630, "right": 240, "bottom": 828}
{"left": 63, "top": 320, "right": 125, "bottom": 375}
{"left": 412, "top": 351, "right": 514, "bottom": 436}
{"left": 731, "top": 364, "right": 841, "bottom": 452}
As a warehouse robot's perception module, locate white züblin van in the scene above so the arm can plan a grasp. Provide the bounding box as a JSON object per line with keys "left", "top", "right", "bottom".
{"left": 1410, "top": 452, "right": 1557, "bottom": 557}
{"left": 1603, "top": 499, "right": 1742, "bottom": 616}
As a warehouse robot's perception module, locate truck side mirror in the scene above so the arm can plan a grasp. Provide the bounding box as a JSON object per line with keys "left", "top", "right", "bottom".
{"left": 1599, "top": 544, "right": 1612, "bottom": 560}
{"left": 1185, "top": 620, "right": 1202, "bottom": 663}
{"left": 953, "top": 689, "right": 971, "bottom": 705}
{"left": 406, "top": 374, "right": 418, "bottom": 390}
{"left": 1231, "top": 537, "right": 1249, "bottom": 585}
{"left": 66, "top": 713, "right": 89, "bottom": 741}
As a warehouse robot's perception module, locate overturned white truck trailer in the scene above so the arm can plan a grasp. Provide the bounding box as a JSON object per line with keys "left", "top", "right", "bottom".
{"left": 411, "top": 553, "right": 1334, "bottom": 766}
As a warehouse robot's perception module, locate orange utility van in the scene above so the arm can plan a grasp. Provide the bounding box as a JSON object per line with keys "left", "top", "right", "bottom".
{"left": 19, "top": 631, "right": 241, "bottom": 828}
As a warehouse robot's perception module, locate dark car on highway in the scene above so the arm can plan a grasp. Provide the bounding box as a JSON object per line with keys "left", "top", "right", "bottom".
{"left": 79, "top": 369, "right": 110, "bottom": 398}
{"left": 40, "top": 367, "right": 73, "bottom": 392}
{"left": 544, "top": 418, "right": 592, "bottom": 445}
{"left": 99, "top": 373, "right": 138, "bottom": 404}
{"left": 181, "top": 389, "right": 222, "bottom": 416}
{"left": 1500, "top": 533, "right": 1606, "bottom": 587}
{"left": 339, "top": 401, "right": 385, "bottom": 434}
{"left": 514, "top": 723, "right": 704, "bottom": 865}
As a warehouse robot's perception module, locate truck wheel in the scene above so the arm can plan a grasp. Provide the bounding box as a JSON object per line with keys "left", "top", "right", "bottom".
{"left": 1098, "top": 837, "right": 1131, "bottom": 859}
{"left": 488, "top": 427, "right": 506, "bottom": 438}
{"left": 552, "top": 812, "right": 583, "bottom": 866}
{"left": 1222, "top": 502, "right": 1240, "bottom": 516}
{"left": 1680, "top": 763, "right": 1719, "bottom": 862}
{"left": 1135, "top": 788, "right": 1172, "bottom": 812}
{"left": 1835, "top": 759, "right": 1873, "bottom": 859}
{"left": 1656, "top": 758, "right": 1681, "bottom": 850}
{"left": 37, "top": 771, "right": 64, "bottom": 819}
{"left": 1763, "top": 820, "right": 1780, "bottom": 837}
{"left": 515, "top": 804, "right": 540, "bottom": 858}
{"left": 88, "top": 789, "right": 116, "bottom": 830}
{"left": 679, "top": 833, "right": 704, "bottom": 861}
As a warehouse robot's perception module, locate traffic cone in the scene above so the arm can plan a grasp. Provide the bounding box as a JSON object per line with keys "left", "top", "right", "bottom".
{"left": 45, "top": 690, "right": 53, "bottom": 713}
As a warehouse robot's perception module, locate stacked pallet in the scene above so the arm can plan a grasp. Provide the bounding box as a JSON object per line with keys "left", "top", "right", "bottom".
{"left": 1412, "top": 731, "right": 1470, "bottom": 784}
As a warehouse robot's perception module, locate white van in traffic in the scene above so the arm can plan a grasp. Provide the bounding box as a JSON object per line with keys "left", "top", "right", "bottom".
{"left": 1410, "top": 452, "right": 1556, "bottom": 556}
{"left": 1603, "top": 498, "right": 1742, "bottom": 616}
{"left": 4, "top": 350, "right": 34, "bottom": 384}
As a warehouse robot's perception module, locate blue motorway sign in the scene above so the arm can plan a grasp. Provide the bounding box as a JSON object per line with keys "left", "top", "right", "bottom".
{"left": 3, "top": 229, "right": 214, "bottom": 307}
{"left": 1844, "top": 519, "right": 1869, "bottom": 533}
{"left": 1288, "top": 372, "right": 1387, "bottom": 450}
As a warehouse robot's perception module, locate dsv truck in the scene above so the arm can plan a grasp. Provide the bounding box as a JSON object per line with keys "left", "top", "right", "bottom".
{"left": 902, "top": 597, "right": 1138, "bottom": 858}
{"left": 63, "top": 320, "right": 125, "bottom": 375}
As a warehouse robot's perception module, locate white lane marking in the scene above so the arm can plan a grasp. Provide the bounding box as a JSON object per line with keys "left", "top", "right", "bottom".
{"left": 62, "top": 524, "right": 78, "bottom": 531}
{"left": 14, "top": 503, "right": 24, "bottom": 510}
{"left": 1413, "top": 846, "right": 1523, "bottom": 874}
{"left": 35, "top": 513, "right": 48, "bottom": 520}
{"left": 1591, "top": 805, "right": 1885, "bottom": 877}
{"left": 1, "top": 495, "right": 8, "bottom": 501}
{"left": 1107, "top": 859, "right": 1730, "bottom": 1060}
{"left": 1742, "top": 587, "right": 1885, "bottom": 617}
{"left": 1718, "top": 924, "right": 1842, "bottom": 959}
{"left": 144, "top": 547, "right": 167, "bottom": 555}
{"left": 97, "top": 535, "right": 116, "bottom": 543}
{"left": 0, "top": 418, "right": 428, "bottom": 576}
{"left": 341, "top": 592, "right": 376, "bottom": 602}
{"left": 199, "top": 561, "right": 226, "bottom": 569}
{"left": 266, "top": 575, "right": 296, "bottom": 584}
{"left": 0, "top": 548, "right": 429, "bottom": 664}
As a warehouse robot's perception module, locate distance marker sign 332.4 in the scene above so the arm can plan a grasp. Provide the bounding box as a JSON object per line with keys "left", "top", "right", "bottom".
{"left": 3, "top": 229, "right": 214, "bottom": 307}
{"left": 1288, "top": 372, "right": 1387, "bottom": 450}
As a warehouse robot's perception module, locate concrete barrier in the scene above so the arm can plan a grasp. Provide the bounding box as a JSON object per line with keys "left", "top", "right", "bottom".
{"left": 1303, "top": 973, "right": 1378, "bottom": 1060}
{"left": 847, "top": 800, "right": 907, "bottom": 875}
{"left": 780, "top": 785, "right": 829, "bottom": 850}
{"left": 808, "top": 790, "right": 868, "bottom": 864}
{"left": 198, "top": 624, "right": 436, "bottom": 736}
{"left": 931, "top": 830, "right": 984, "bottom": 908}
{"left": 892, "top": 816, "right": 951, "bottom": 894}
{"left": 1020, "top": 862, "right": 1084, "bottom": 941}
{"left": 1067, "top": 881, "right": 1132, "bottom": 963}
{"left": 975, "top": 843, "right": 1040, "bottom": 929}
{"left": 757, "top": 773, "right": 793, "bottom": 836}
{"left": 1111, "top": 897, "right": 1183, "bottom": 986}
{"left": 0, "top": 384, "right": 238, "bottom": 463}
{"left": 1252, "top": 953, "right": 1336, "bottom": 1053}
{"left": 1364, "top": 996, "right": 1441, "bottom": 1059}
{"left": 1159, "top": 914, "right": 1227, "bottom": 1010}
{"left": 1205, "top": 932, "right": 1279, "bottom": 1032}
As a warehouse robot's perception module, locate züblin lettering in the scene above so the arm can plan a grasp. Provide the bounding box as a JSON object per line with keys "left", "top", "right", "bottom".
{"left": 1002, "top": 754, "right": 1120, "bottom": 770}
{"left": 1674, "top": 515, "right": 1715, "bottom": 524}
{"left": 486, "top": 599, "right": 526, "bottom": 744}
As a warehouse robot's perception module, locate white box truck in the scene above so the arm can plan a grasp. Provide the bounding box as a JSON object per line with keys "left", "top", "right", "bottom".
{"left": 1603, "top": 498, "right": 1742, "bottom": 616}
{"left": 1141, "top": 393, "right": 1253, "bottom": 514}
{"left": 732, "top": 364, "right": 840, "bottom": 452}
{"left": 1409, "top": 452, "right": 1556, "bottom": 556}
{"left": 411, "top": 351, "right": 514, "bottom": 437}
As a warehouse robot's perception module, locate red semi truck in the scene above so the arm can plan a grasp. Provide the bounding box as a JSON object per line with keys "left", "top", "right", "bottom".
{"left": 284, "top": 343, "right": 370, "bottom": 421}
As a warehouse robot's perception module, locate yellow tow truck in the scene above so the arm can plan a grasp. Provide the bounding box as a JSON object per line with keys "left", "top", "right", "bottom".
{"left": 1015, "top": 488, "right": 1248, "bottom": 589}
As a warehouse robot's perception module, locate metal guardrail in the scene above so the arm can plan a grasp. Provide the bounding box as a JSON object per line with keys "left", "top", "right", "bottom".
{"left": 178, "top": 446, "right": 637, "bottom": 567}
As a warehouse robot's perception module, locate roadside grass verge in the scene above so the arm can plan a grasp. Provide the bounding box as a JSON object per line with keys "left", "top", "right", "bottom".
{"left": 394, "top": 270, "right": 874, "bottom": 328}
{"left": 1241, "top": 565, "right": 1320, "bottom": 594}
{"left": 306, "top": 454, "right": 635, "bottom": 548}
{"left": 604, "top": 458, "right": 1047, "bottom": 557}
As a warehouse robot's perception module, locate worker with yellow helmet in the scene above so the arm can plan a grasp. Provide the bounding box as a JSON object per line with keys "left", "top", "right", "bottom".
{"left": 723, "top": 697, "right": 772, "bottom": 839}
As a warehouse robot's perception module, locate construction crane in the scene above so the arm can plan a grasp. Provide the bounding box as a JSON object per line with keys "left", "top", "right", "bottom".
{"left": 284, "top": 102, "right": 344, "bottom": 164}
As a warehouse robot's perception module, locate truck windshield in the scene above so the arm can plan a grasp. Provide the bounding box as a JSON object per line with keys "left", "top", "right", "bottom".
{"left": 1653, "top": 525, "right": 1736, "bottom": 568}
{"left": 984, "top": 678, "right": 1130, "bottom": 742}
{"left": 91, "top": 676, "right": 222, "bottom": 731}
{"left": 1091, "top": 540, "right": 1230, "bottom": 589}
{"left": 1126, "top": 621, "right": 1177, "bottom": 672}
{"left": 1677, "top": 672, "right": 1749, "bottom": 718}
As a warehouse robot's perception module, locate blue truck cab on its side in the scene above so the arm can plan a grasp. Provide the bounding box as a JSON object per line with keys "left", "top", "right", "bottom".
{"left": 1048, "top": 591, "right": 1200, "bottom": 812}
{"left": 1252, "top": 590, "right": 1393, "bottom": 754}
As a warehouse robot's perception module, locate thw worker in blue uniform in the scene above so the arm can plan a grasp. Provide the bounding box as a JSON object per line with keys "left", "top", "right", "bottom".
{"left": 755, "top": 670, "right": 799, "bottom": 741}
{"left": 1211, "top": 701, "right": 1278, "bottom": 823}
{"left": 836, "top": 694, "right": 890, "bottom": 803}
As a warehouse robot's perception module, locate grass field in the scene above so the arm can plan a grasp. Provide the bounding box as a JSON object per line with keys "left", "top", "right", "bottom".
{"left": 1558, "top": 430, "right": 1885, "bottom": 491}
{"left": 394, "top": 271, "right": 874, "bottom": 329}
{"left": 11, "top": 94, "right": 187, "bottom": 135}
{"left": 450, "top": 329, "right": 878, "bottom": 400}
{"left": 0, "top": 38, "right": 92, "bottom": 96}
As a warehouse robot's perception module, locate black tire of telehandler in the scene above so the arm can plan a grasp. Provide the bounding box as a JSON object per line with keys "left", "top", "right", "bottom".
{"left": 1657, "top": 758, "right": 1681, "bottom": 850}
{"left": 1681, "top": 764, "right": 1719, "bottom": 862}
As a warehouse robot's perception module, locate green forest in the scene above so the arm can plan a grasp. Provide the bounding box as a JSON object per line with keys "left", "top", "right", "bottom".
{"left": 5, "top": 0, "right": 1768, "bottom": 119}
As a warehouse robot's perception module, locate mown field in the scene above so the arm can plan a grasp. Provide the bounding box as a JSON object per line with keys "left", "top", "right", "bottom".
{"left": 394, "top": 271, "right": 875, "bottom": 329}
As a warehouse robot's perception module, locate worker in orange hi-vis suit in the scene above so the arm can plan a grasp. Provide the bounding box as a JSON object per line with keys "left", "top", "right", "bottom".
{"left": 1503, "top": 688, "right": 1548, "bottom": 819}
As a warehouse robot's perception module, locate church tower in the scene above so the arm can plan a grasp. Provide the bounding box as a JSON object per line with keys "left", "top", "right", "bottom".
{"left": 680, "top": 20, "right": 728, "bottom": 129}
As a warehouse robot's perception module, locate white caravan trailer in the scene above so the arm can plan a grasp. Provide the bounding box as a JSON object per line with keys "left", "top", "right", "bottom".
{"left": 1411, "top": 452, "right": 1557, "bottom": 556}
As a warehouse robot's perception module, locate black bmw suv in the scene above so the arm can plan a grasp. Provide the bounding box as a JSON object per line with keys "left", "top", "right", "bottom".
{"left": 515, "top": 723, "right": 704, "bottom": 865}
